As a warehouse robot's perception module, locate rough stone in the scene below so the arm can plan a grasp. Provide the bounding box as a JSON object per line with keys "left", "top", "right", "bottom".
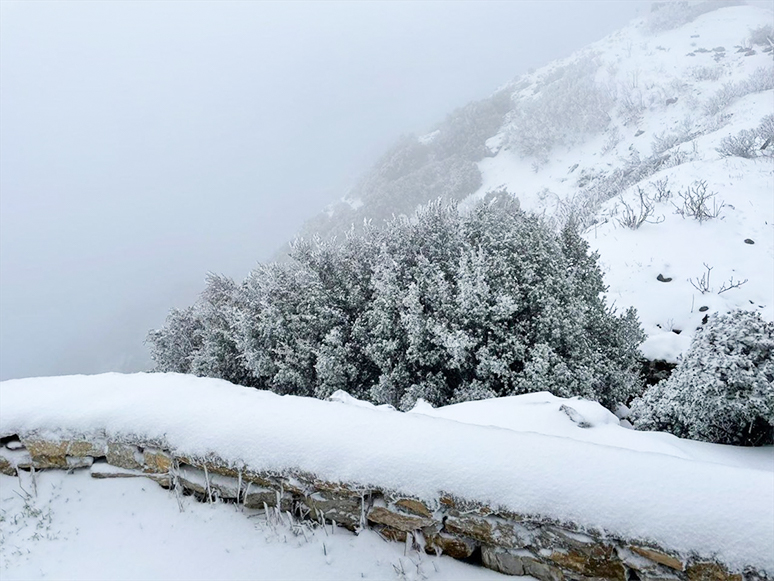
{"left": 686, "top": 562, "right": 742, "bottom": 581}
{"left": 303, "top": 492, "right": 362, "bottom": 530}
{"left": 367, "top": 506, "right": 436, "bottom": 532}
{"left": 106, "top": 441, "right": 144, "bottom": 471}
{"left": 630, "top": 546, "right": 684, "bottom": 572}
{"left": 548, "top": 545, "right": 625, "bottom": 580}
{"left": 394, "top": 498, "right": 433, "bottom": 518}
{"left": 67, "top": 440, "right": 107, "bottom": 458}
{"left": 445, "top": 514, "right": 532, "bottom": 549}
{"left": 243, "top": 486, "right": 292, "bottom": 512}
{"left": 0, "top": 455, "right": 16, "bottom": 476}
{"left": 424, "top": 532, "right": 477, "bottom": 559}
{"left": 65, "top": 456, "right": 94, "bottom": 469}
{"left": 21, "top": 438, "right": 69, "bottom": 468}
{"left": 143, "top": 448, "right": 172, "bottom": 474}
{"left": 482, "top": 546, "right": 564, "bottom": 581}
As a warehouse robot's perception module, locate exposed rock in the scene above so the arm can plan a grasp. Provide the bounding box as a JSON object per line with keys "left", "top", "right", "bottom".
{"left": 630, "top": 546, "right": 684, "bottom": 571}
{"left": 686, "top": 562, "right": 742, "bottom": 581}
{"left": 0, "top": 455, "right": 16, "bottom": 476}
{"left": 445, "top": 514, "right": 533, "bottom": 549}
{"left": 367, "top": 506, "right": 436, "bottom": 532}
{"left": 20, "top": 438, "right": 69, "bottom": 468}
{"left": 106, "top": 441, "right": 144, "bottom": 471}
{"left": 66, "top": 456, "right": 94, "bottom": 469}
{"left": 549, "top": 545, "right": 625, "bottom": 580}
{"left": 243, "top": 486, "right": 292, "bottom": 512}
{"left": 143, "top": 448, "right": 172, "bottom": 474}
{"left": 303, "top": 492, "right": 362, "bottom": 530}
{"left": 482, "top": 546, "right": 564, "bottom": 581}
{"left": 424, "top": 532, "right": 477, "bottom": 559}
{"left": 393, "top": 497, "right": 434, "bottom": 518}
{"left": 657, "top": 274, "right": 673, "bottom": 283}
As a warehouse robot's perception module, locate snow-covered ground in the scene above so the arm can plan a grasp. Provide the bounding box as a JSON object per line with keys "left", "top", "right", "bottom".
{"left": 1, "top": 373, "right": 772, "bottom": 576}
{"left": 464, "top": 5, "right": 774, "bottom": 362}
{"left": 0, "top": 469, "right": 507, "bottom": 581}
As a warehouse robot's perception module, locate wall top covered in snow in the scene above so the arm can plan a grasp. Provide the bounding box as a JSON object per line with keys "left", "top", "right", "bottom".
{"left": 1, "top": 373, "right": 772, "bottom": 576}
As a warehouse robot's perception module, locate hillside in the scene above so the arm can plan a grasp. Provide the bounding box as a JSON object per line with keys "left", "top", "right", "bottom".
{"left": 298, "top": 3, "right": 774, "bottom": 363}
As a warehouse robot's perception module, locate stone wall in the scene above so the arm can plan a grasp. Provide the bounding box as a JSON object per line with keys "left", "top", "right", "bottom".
{"left": 0, "top": 433, "right": 766, "bottom": 581}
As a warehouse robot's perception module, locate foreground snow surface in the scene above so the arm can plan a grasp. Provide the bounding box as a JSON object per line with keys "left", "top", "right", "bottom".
{"left": 1, "top": 373, "right": 773, "bottom": 574}
{"left": 0, "top": 470, "right": 508, "bottom": 581}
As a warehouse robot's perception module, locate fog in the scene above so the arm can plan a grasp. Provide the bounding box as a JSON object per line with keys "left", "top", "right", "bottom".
{"left": 0, "top": 1, "right": 648, "bottom": 380}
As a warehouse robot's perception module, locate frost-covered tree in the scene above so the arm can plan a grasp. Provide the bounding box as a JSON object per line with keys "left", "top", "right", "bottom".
{"left": 148, "top": 197, "right": 645, "bottom": 411}
{"left": 630, "top": 311, "right": 774, "bottom": 446}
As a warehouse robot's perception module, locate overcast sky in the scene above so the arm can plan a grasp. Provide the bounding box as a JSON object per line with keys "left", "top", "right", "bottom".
{"left": 0, "top": 0, "right": 649, "bottom": 381}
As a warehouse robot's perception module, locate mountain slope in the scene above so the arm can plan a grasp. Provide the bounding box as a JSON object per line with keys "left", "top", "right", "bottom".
{"left": 298, "top": 3, "right": 774, "bottom": 362}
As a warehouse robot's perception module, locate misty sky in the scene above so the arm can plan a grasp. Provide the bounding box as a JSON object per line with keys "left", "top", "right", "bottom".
{"left": 0, "top": 1, "right": 649, "bottom": 381}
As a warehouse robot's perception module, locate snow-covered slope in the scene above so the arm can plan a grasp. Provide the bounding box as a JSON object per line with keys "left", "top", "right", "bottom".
{"left": 299, "top": 3, "right": 774, "bottom": 362}
{"left": 1, "top": 373, "right": 772, "bottom": 574}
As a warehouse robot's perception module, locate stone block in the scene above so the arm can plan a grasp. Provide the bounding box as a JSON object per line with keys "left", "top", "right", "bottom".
{"left": 143, "top": 448, "right": 172, "bottom": 474}
{"left": 393, "top": 498, "right": 434, "bottom": 518}
{"left": 686, "top": 562, "right": 742, "bottom": 581}
{"left": 303, "top": 492, "right": 362, "bottom": 530}
{"left": 424, "top": 532, "right": 477, "bottom": 559}
{"left": 106, "top": 441, "right": 144, "bottom": 471}
{"left": 482, "top": 546, "right": 564, "bottom": 581}
{"left": 444, "top": 514, "right": 532, "bottom": 549}
{"left": 630, "top": 546, "right": 684, "bottom": 572}
{"left": 368, "top": 506, "right": 436, "bottom": 532}
{"left": 548, "top": 545, "right": 625, "bottom": 580}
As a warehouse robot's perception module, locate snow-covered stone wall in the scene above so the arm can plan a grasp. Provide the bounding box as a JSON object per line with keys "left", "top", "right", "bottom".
{"left": 0, "top": 432, "right": 766, "bottom": 581}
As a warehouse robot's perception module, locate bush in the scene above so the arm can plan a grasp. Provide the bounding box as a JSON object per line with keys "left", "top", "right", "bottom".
{"left": 148, "top": 198, "right": 646, "bottom": 411}
{"left": 716, "top": 129, "right": 759, "bottom": 158}
{"left": 631, "top": 311, "right": 774, "bottom": 446}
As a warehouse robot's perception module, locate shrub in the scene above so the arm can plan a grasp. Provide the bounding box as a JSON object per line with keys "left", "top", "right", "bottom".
{"left": 630, "top": 311, "right": 774, "bottom": 446}
{"left": 716, "top": 129, "right": 759, "bottom": 158}
{"left": 748, "top": 24, "right": 774, "bottom": 47}
{"left": 148, "top": 198, "right": 646, "bottom": 411}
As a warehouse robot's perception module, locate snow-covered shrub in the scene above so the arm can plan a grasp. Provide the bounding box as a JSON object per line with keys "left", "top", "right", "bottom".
{"left": 631, "top": 311, "right": 774, "bottom": 446}
{"left": 704, "top": 66, "right": 774, "bottom": 116}
{"left": 689, "top": 65, "right": 724, "bottom": 82}
{"left": 743, "top": 65, "right": 774, "bottom": 94}
{"left": 505, "top": 56, "right": 613, "bottom": 162}
{"left": 716, "top": 128, "right": 760, "bottom": 158}
{"left": 748, "top": 24, "right": 774, "bottom": 47}
{"left": 672, "top": 180, "right": 724, "bottom": 222}
{"left": 149, "top": 198, "right": 645, "bottom": 412}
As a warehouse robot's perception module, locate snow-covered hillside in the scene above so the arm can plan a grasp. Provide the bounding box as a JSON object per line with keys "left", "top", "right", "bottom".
{"left": 302, "top": 3, "right": 774, "bottom": 362}
{"left": 1, "top": 373, "right": 772, "bottom": 577}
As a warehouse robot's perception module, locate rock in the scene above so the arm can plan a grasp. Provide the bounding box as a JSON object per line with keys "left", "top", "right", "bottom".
{"left": 106, "top": 441, "right": 144, "bottom": 471}
{"left": 744, "top": 239, "right": 754, "bottom": 245}
{"left": 424, "top": 532, "right": 477, "bottom": 559}
{"left": 630, "top": 546, "right": 684, "bottom": 571}
{"left": 686, "top": 562, "right": 742, "bottom": 581}
{"left": 0, "top": 455, "right": 16, "bottom": 476}
{"left": 303, "top": 492, "right": 363, "bottom": 530}
{"left": 142, "top": 448, "right": 172, "bottom": 474}
{"left": 20, "top": 438, "right": 69, "bottom": 468}
{"left": 243, "top": 486, "right": 292, "bottom": 512}
{"left": 699, "top": 306, "right": 709, "bottom": 312}
{"left": 482, "top": 546, "right": 563, "bottom": 581}
{"left": 549, "top": 545, "right": 625, "bottom": 580}
{"left": 392, "top": 497, "right": 434, "bottom": 518}
{"left": 444, "top": 514, "right": 533, "bottom": 549}
{"left": 657, "top": 274, "right": 673, "bottom": 283}
{"left": 367, "top": 506, "right": 436, "bottom": 532}
{"left": 635, "top": 130, "right": 645, "bottom": 137}
{"left": 66, "top": 456, "right": 94, "bottom": 469}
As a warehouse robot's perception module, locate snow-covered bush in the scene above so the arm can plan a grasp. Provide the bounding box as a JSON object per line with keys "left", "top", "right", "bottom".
{"left": 148, "top": 198, "right": 645, "bottom": 412}
{"left": 506, "top": 56, "right": 613, "bottom": 162}
{"left": 716, "top": 128, "right": 760, "bottom": 158}
{"left": 631, "top": 311, "right": 774, "bottom": 446}
{"left": 748, "top": 23, "right": 774, "bottom": 46}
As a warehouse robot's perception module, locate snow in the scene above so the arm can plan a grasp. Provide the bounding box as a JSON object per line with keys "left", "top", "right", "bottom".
{"left": 0, "top": 470, "right": 506, "bottom": 581}
{"left": 462, "top": 4, "right": 774, "bottom": 362}
{"left": 1, "top": 373, "right": 772, "bottom": 574}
